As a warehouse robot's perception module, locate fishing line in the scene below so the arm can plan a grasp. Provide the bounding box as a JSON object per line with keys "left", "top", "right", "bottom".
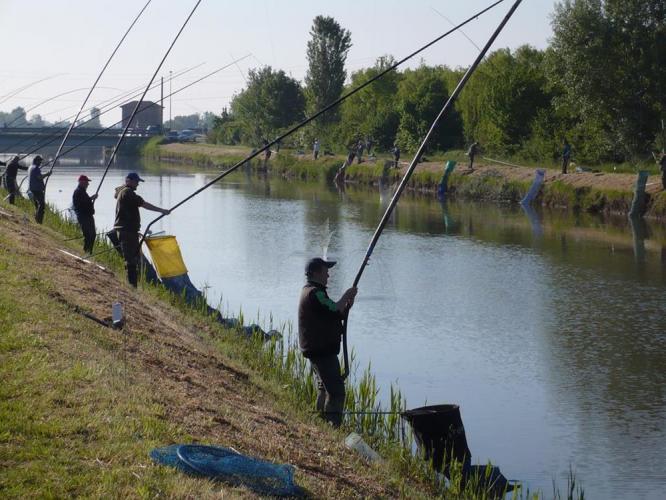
{"left": 37, "top": 57, "right": 249, "bottom": 180}
{"left": 340, "top": 0, "right": 524, "bottom": 378}
{"left": 44, "top": 0, "right": 154, "bottom": 190}
{"left": 0, "top": 74, "right": 63, "bottom": 106}
{"left": 92, "top": 0, "right": 204, "bottom": 198}
{"left": 140, "top": 0, "right": 508, "bottom": 244}
{"left": 6, "top": 63, "right": 205, "bottom": 158}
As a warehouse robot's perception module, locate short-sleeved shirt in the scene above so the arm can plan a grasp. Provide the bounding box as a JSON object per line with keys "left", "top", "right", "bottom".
{"left": 114, "top": 185, "right": 144, "bottom": 232}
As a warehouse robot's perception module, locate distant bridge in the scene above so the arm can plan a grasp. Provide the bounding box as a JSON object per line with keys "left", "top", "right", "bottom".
{"left": 0, "top": 126, "right": 157, "bottom": 155}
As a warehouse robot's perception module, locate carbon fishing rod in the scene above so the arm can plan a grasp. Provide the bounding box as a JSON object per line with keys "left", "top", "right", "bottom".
{"left": 45, "top": 56, "right": 249, "bottom": 172}
{"left": 43, "top": 0, "right": 153, "bottom": 190}
{"left": 5, "top": 63, "right": 204, "bottom": 158}
{"left": 93, "top": 0, "right": 203, "bottom": 198}
{"left": 340, "top": 0, "right": 524, "bottom": 378}
{"left": 139, "top": 0, "right": 507, "bottom": 243}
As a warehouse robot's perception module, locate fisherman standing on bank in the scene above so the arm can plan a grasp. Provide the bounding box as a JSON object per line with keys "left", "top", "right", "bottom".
{"left": 28, "top": 155, "right": 50, "bottom": 223}
{"left": 659, "top": 153, "right": 666, "bottom": 190}
{"left": 467, "top": 141, "right": 480, "bottom": 171}
{"left": 4, "top": 156, "right": 27, "bottom": 204}
{"left": 298, "top": 258, "right": 357, "bottom": 427}
{"left": 72, "top": 175, "right": 98, "bottom": 254}
{"left": 114, "top": 172, "right": 169, "bottom": 287}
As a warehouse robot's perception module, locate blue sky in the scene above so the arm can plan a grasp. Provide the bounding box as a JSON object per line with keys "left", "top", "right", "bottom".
{"left": 0, "top": 0, "right": 558, "bottom": 126}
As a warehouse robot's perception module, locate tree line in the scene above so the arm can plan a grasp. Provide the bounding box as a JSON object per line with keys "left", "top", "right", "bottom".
{"left": 210, "top": 0, "right": 664, "bottom": 165}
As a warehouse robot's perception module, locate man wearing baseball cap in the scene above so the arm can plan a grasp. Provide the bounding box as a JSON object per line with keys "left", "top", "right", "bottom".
{"left": 298, "top": 257, "right": 357, "bottom": 427}
{"left": 114, "top": 172, "right": 169, "bottom": 287}
{"left": 72, "top": 175, "right": 98, "bottom": 254}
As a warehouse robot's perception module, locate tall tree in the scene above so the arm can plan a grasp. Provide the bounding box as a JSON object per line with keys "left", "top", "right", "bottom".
{"left": 304, "top": 16, "right": 352, "bottom": 132}
{"left": 338, "top": 56, "right": 402, "bottom": 150}
{"left": 229, "top": 66, "right": 305, "bottom": 145}
{"left": 549, "top": 0, "right": 666, "bottom": 160}
{"left": 396, "top": 66, "right": 462, "bottom": 153}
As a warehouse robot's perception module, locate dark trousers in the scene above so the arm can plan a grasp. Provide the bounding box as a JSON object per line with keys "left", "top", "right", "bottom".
{"left": 78, "top": 215, "right": 96, "bottom": 254}
{"left": 469, "top": 153, "right": 476, "bottom": 170}
{"left": 562, "top": 156, "right": 570, "bottom": 174}
{"left": 309, "top": 354, "right": 345, "bottom": 427}
{"left": 32, "top": 190, "right": 45, "bottom": 223}
{"left": 6, "top": 177, "right": 18, "bottom": 204}
{"left": 118, "top": 230, "right": 140, "bottom": 287}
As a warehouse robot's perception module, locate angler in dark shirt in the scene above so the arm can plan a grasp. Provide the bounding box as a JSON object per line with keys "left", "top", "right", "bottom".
{"left": 27, "top": 155, "right": 50, "bottom": 223}
{"left": 72, "top": 175, "right": 98, "bottom": 254}
{"left": 4, "top": 156, "right": 28, "bottom": 204}
{"left": 298, "top": 257, "right": 357, "bottom": 427}
{"left": 114, "top": 172, "right": 169, "bottom": 287}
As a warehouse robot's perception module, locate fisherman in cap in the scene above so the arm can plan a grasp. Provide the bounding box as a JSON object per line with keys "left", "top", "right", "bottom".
{"left": 27, "top": 155, "right": 50, "bottom": 223}
{"left": 298, "top": 257, "right": 357, "bottom": 427}
{"left": 72, "top": 175, "right": 98, "bottom": 254}
{"left": 4, "top": 156, "right": 27, "bottom": 204}
{"left": 114, "top": 172, "right": 169, "bottom": 287}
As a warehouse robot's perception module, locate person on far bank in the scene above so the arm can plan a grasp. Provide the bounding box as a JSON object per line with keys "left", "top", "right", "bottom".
{"left": 72, "top": 175, "right": 97, "bottom": 254}
{"left": 313, "top": 138, "right": 320, "bottom": 160}
{"left": 561, "top": 139, "right": 572, "bottom": 174}
{"left": 28, "top": 155, "right": 50, "bottom": 223}
{"left": 391, "top": 144, "right": 401, "bottom": 169}
{"left": 659, "top": 152, "right": 666, "bottom": 190}
{"left": 467, "top": 141, "right": 480, "bottom": 171}
{"left": 4, "top": 156, "right": 27, "bottom": 204}
{"left": 114, "top": 172, "right": 169, "bottom": 287}
{"left": 298, "top": 258, "right": 357, "bottom": 428}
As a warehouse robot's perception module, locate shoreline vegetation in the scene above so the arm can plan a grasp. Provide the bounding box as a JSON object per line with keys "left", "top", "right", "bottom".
{"left": 143, "top": 140, "right": 666, "bottom": 220}
{"left": 0, "top": 187, "right": 585, "bottom": 498}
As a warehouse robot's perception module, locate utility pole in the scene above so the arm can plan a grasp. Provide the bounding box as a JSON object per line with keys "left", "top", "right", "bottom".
{"left": 160, "top": 76, "right": 164, "bottom": 131}
{"left": 169, "top": 70, "right": 173, "bottom": 130}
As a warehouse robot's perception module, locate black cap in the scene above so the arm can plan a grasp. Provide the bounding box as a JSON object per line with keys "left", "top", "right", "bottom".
{"left": 305, "top": 257, "right": 336, "bottom": 276}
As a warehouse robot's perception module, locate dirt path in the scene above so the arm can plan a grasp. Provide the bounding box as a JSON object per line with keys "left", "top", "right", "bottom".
{"left": 0, "top": 207, "right": 399, "bottom": 498}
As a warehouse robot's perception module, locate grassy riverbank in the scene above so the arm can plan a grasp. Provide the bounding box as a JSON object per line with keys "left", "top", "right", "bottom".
{"left": 143, "top": 141, "right": 666, "bottom": 220}
{"left": 0, "top": 196, "right": 589, "bottom": 498}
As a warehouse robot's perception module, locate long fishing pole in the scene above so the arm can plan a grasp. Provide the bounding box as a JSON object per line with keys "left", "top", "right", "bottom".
{"left": 93, "top": 0, "right": 203, "bottom": 198}
{"left": 340, "top": 0, "right": 524, "bottom": 378}
{"left": 139, "top": 0, "right": 507, "bottom": 243}
{"left": 49, "top": 56, "right": 249, "bottom": 169}
{"left": 43, "top": 0, "right": 153, "bottom": 190}
{"left": 6, "top": 64, "right": 204, "bottom": 158}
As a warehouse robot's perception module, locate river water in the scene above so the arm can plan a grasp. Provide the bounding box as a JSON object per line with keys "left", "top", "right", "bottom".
{"left": 43, "top": 160, "right": 666, "bottom": 499}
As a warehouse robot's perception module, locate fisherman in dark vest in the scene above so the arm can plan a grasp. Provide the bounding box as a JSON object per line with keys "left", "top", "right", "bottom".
{"left": 114, "top": 172, "right": 169, "bottom": 287}
{"left": 298, "top": 257, "right": 357, "bottom": 427}
{"left": 659, "top": 153, "right": 666, "bottom": 190}
{"left": 4, "top": 156, "right": 27, "bottom": 204}
{"left": 72, "top": 175, "right": 98, "bottom": 254}
{"left": 467, "top": 141, "right": 480, "bottom": 171}
{"left": 27, "top": 155, "right": 50, "bottom": 223}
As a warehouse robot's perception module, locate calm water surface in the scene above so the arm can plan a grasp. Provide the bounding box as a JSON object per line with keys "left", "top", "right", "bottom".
{"left": 44, "top": 161, "right": 666, "bottom": 499}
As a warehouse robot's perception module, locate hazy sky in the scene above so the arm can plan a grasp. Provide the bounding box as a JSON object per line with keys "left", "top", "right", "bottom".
{"left": 0, "top": 0, "right": 559, "bottom": 126}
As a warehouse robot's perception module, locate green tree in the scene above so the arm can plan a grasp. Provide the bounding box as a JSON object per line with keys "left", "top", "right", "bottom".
{"left": 396, "top": 66, "right": 462, "bottom": 153}
{"left": 549, "top": 0, "right": 666, "bottom": 160}
{"left": 304, "top": 16, "right": 352, "bottom": 133}
{"left": 457, "top": 46, "right": 553, "bottom": 156}
{"left": 230, "top": 66, "right": 305, "bottom": 145}
{"left": 337, "top": 56, "right": 402, "bottom": 150}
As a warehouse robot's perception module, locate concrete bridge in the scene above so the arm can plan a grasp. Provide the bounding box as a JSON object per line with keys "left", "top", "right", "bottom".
{"left": 0, "top": 126, "right": 157, "bottom": 156}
